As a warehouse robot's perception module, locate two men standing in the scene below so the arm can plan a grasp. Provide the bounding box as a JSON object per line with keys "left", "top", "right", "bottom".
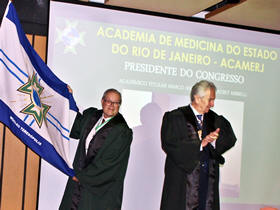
{"left": 60, "top": 80, "right": 236, "bottom": 210}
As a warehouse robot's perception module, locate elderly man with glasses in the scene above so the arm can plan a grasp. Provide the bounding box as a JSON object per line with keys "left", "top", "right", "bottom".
{"left": 60, "top": 88, "right": 132, "bottom": 210}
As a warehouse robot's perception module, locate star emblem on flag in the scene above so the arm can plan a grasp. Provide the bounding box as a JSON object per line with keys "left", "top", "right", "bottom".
{"left": 18, "top": 73, "right": 50, "bottom": 128}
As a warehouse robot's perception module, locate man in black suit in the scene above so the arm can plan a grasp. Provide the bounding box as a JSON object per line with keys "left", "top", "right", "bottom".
{"left": 160, "top": 80, "right": 236, "bottom": 210}
{"left": 60, "top": 88, "right": 132, "bottom": 210}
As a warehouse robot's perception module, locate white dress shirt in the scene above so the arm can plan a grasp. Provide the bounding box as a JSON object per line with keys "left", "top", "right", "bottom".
{"left": 85, "top": 114, "right": 112, "bottom": 154}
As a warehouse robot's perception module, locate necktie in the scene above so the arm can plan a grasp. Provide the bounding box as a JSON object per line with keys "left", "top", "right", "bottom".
{"left": 197, "top": 114, "right": 203, "bottom": 130}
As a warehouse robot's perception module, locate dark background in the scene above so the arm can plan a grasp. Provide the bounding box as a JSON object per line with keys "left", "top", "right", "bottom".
{"left": 0, "top": 0, "right": 48, "bottom": 35}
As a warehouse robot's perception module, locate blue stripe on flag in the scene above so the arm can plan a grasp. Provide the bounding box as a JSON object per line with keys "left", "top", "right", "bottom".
{"left": 0, "top": 57, "right": 25, "bottom": 84}
{"left": 47, "top": 112, "right": 70, "bottom": 133}
{"left": 0, "top": 100, "right": 75, "bottom": 177}
{"left": 23, "top": 115, "right": 29, "bottom": 122}
{"left": 47, "top": 118, "right": 70, "bottom": 141}
{"left": 0, "top": 49, "right": 28, "bottom": 78}
{"left": 29, "top": 119, "right": 35, "bottom": 127}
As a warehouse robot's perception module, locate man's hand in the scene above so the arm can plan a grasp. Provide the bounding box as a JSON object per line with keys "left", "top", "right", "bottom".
{"left": 201, "top": 128, "right": 220, "bottom": 147}
{"left": 72, "top": 176, "right": 79, "bottom": 182}
{"left": 67, "top": 85, "right": 73, "bottom": 94}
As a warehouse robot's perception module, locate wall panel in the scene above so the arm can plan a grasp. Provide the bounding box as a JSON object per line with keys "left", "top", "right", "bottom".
{"left": 0, "top": 123, "right": 3, "bottom": 176}
{"left": 23, "top": 148, "right": 40, "bottom": 210}
{"left": 0, "top": 129, "right": 25, "bottom": 210}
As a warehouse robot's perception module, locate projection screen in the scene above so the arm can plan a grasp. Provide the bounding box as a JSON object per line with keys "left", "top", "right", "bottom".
{"left": 38, "top": 1, "right": 280, "bottom": 209}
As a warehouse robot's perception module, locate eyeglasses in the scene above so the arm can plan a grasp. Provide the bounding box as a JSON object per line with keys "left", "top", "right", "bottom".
{"left": 103, "top": 99, "right": 121, "bottom": 106}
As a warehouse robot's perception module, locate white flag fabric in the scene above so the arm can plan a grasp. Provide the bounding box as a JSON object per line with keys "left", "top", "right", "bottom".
{"left": 0, "top": 1, "right": 78, "bottom": 177}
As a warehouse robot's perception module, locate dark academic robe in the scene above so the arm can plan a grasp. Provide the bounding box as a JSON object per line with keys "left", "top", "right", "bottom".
{"left": 59, "top": 108, "right": 133, "bottom": 210}
{"left": 160, "top": 105, "right": 236, "bottom": 210}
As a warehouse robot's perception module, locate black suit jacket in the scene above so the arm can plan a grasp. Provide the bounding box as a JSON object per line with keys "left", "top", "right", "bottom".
{"left": 160, "top": 105, "right": 236, "bottom": 210}
{"left": 60, "top": 108, "right": 133, "bottom": 210}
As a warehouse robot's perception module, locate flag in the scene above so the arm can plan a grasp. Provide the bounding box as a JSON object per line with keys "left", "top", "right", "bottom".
{"left": 0, "top": 1, "right": 78, "bottom": 177}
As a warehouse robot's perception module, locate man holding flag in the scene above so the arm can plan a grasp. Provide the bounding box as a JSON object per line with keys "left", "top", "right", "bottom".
{"left": 59, "top": 88, "right": 132, "bottom": 210}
